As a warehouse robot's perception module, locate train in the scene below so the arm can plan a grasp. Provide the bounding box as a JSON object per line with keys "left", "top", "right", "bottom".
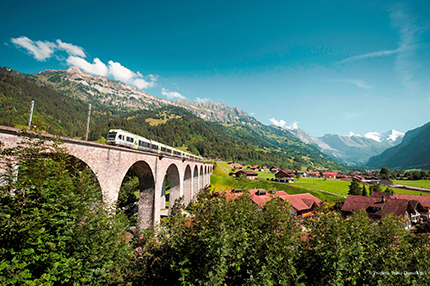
{"left": 106, "top": 129, "right": 203, "bottom": 161}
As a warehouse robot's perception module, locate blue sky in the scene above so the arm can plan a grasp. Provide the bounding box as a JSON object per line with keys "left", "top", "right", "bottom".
{"left": 1, "top": 0, "right": 429, "bottom": 137}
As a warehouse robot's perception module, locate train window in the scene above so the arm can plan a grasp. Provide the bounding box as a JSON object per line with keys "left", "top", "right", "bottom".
{"left": 151, "top": 144, "right": 158, "bottom": 150}
{"left": 107, "top": 132, "right": 117, "bottom": 140}
{"left": 118, "top": 135, "right": 122, "bottom": 140}
{"left": 139, "top": 141, "right": 150, "bottom": 148}
{"left": 161, "top": 146, "right": 166, "bottom": 152}
{"left": 126, "top": 136, "right": 134, "bottom": 143}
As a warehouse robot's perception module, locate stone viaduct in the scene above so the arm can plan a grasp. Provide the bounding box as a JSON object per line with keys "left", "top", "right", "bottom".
{"left": 0, "top": 125, "right": 213, "bottom": 228}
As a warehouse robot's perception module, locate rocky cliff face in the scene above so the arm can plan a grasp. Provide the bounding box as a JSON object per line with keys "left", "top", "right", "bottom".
{"left": 36, "top": 67, "right": 259, "bottom": 126}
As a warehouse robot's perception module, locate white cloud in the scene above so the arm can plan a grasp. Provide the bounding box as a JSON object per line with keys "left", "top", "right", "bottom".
{"left": 195, "top": 97, "right": 210, "bottom": 103}
{"left": 10, "top": 36, "right": 159, "bottom": 90}
{"left": 390, "top": 4, "right": 421, "bottom": 93}
{"left": 133, "top": 78, "right": 156, "bottom": 89}
{"left": 161, "top": 88, "right": 185, "bottom": 100}
{"left": 339, "top": 49, "right": 399, "bottom": 64}
{"left": 269, "top": 118, "right": 286, "bottom": 128}
{"left": 348, "top": 131, "right": 361, "bottom": 137}
{"left": 107, "top": 60, "right": 137, "bottom": 82}
{"left": 286, "top": 120, "right": 299, "bottom": 130}
{"left": 66, "top": 56, "right": 108, "bottom": 76}
{"left": 339, "top": 4, "right": 421, "bottom": 93}
{"left": 56, "top": 39, "right": 86, "bottom": 57}
{"left": 11, "top": 36, "right": 56, "bottom": 61}
{"left": 269, "top": 118, "right": 298, "bottom": 130}
{"left": 332, "top": 79, "right": 372, "bottom": 89}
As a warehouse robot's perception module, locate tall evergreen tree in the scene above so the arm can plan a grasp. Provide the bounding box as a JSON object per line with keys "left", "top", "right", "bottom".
{"left": 348, "top": 178, "right": 361, "bottom": 196}
{"left": 362, "top": 184, "right": 368, "bottom": 196}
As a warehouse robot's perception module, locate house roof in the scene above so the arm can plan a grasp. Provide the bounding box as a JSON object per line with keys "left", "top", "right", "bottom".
{"left": 343, "top": 192, "right": 429, "bottom": 218}
{"left": 275, "top": 170, "right": 295, "bottom": 178}
{"left": 237, "top": 170, "right": 258, "bottom": 176}
{"left": 276, "top": 192, "right": 322, "bottom": 211}
{"left": 341, "top": 195, "right": 380, "bottom": 213}
{"left": 248, "top": 189, "right": 272, "bottom": 206}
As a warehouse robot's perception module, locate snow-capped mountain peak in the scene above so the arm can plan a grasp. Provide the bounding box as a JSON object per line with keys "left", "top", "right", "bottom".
{"left": 364, "top": 129, "right": 404, "bottom": 144}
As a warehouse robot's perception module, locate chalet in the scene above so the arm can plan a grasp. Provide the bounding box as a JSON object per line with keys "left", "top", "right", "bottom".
{"left": 296, "top": 171, "right": 307, "bottom": 177}
{"left": 275, "top": 170, "right": 295, "bottom": 183}
{"left": 233, "top": 165, "right": 243, "bottom": 170}
{"left": 250, "top": 165, "right": 260, "bottom": 170}
{"left": 276, "top": 191, "right": 322, "bottom": 217}
{"left": 307, "top": 171, "right": 321, "bottom": 178}
{"left": 270, "top": 166, "right": 280, "bottom": 173}
{"left": 235, "top": 170, "right": 258, "bottom": 180}
{"left": 214, "top": 189, "right": 322, "bottom": 218}
{"left": 341, "top": 192, "right": 430, "bottom": 228}
{"left": 323, "top": 172, "right": 337, "bottom": 179}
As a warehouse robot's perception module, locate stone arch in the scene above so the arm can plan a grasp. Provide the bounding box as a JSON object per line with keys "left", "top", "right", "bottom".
{"left": 183, "top": 165, "right": 192, "bottom": 206}
{"left": 193, "top": 165, "right": 199, "bottom": 195}
{"left": 163, "top": 163, "right": 181, "bottom": 215}
{"left": 200, "top": 165, "right": 204, "bottom": 189}
{"left": 130, "top": 160, "right": 156, "bottom": 229}
{"left": 65, "top": 154, "right": 102, "bottom": 199}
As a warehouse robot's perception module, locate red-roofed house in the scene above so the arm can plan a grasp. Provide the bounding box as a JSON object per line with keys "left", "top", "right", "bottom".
{"left": 276, "top": 192, "right": 322, "bottom": 217}
{"left": 323, "top": 172, "right": 337, "bottom": 179}
{"left": 341, "top": 192, "right": 430, "bottom": 228}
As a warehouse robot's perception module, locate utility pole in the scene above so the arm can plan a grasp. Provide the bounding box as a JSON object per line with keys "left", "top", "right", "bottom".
{"left": 85, "top": 103, "right": 91, "bottom": 141}
{"left": 27, "top": 100, "right": 34, "bottom": 130}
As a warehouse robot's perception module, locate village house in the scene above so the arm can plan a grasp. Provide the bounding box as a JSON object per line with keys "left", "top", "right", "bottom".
{"left": 215, "top": 189, "right": 322, "bottom": 218}
{"left": 274, "top": 170, "right": 295, "bottom": 183}
{"left": 341, "top": 192, "right": 430, "bottom": 228}
{"left": 323, "top": 172, "right": 337, "bottom": 179}
{"left": 306, "top": 171, "right": 321, "bottom": 178}
{"left": 234, "top": 170, "right": 258, "bottom": 180}
{"left": 270, "top": 166, "right": 280, "bottom": 173}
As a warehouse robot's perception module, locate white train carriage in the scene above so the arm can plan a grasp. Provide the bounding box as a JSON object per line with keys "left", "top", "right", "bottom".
{"left": 106, "top": 129, "right": 202, "bottom": 161}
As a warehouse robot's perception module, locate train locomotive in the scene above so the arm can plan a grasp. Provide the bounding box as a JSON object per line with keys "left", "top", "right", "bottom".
{"left": 106, "top": 129, "right": 202, "bottom": 161}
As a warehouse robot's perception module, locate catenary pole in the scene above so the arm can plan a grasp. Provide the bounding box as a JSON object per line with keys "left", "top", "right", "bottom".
{"left": 85, "top": 103, "right": 91, "bottom": 141}
{"left": 27, "top": 100, "right": 34, "bottom": 130}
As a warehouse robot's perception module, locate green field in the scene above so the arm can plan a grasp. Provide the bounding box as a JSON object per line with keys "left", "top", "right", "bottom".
{"left": 293, "top": 177, "right": 430, "bottom": 197}
{"left": 294, "top": 177, "right": 351, "bottom": 196}
{"left": 210, "top": 175, "right": 343, "bottom": 203}
{"left": 393, "top": 179, "right": 430, "bottom": 189}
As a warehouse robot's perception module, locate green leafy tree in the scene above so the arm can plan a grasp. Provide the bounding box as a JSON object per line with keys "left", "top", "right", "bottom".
{"left": 129, "top": 187, "right": 302, "bottom": 285}
{"left": 348, "top": 178, "right": 361, "bottom": 196}
{"left": 380, "top": 166, "right": 391, "bottom": 179}
{"left": 0, "top": 134, "right": 132, "bottom": 285}
{"left": 370, "top": 184, "right": 382, "bottom": 194}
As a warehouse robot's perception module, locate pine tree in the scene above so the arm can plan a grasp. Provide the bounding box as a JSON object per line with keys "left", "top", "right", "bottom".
{"left": 362, "top": 184, "right": 368, "bottom": 196}
{"left": 348, "top": 178, "right": 361, "bottom": 196}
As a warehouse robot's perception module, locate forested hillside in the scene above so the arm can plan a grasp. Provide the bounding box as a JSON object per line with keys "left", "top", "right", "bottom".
{"left": 0, "top": 67, "right": 345, "bottom": 170}
{"left": 367, "top": 122, "right": 430, "bottom": 170}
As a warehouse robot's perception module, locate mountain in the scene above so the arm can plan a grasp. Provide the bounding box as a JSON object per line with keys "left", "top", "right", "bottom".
{"left": 364, "top": 129, "right": 404, "bottom": 145}
{"left": 0, "top": 66, "right": 345, "bottom": 170}
{"left": 367, "top": 122, "right": 430, "bottom": 170}
{"left": 36, "top": 67, "right": 259, "bottom": 126}
{"left": 288, "top": 128, "right": 404, "bottom": 166}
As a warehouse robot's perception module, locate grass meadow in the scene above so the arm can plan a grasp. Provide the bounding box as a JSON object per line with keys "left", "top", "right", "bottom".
{"left": 393, "top": 179, "right": 430, "bottom": 189}
{"left": 210, "top": 175, "right": 343, "bottom": 203}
